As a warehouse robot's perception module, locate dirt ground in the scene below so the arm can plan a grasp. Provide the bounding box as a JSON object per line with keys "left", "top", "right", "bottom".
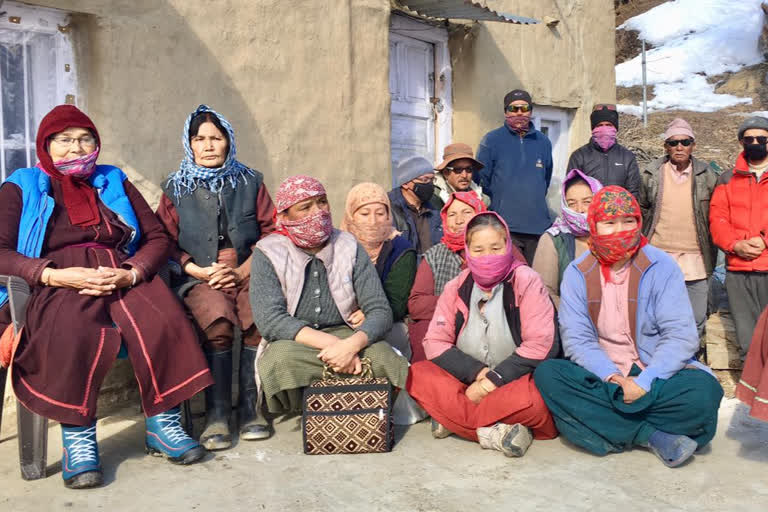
{"left": 0, "top": 398, "right": 766, "bottom": 511}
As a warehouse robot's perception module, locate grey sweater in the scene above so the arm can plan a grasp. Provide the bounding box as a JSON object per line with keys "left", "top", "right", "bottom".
{"left": 250, "top": 242, "right": 393, "bottom": 343}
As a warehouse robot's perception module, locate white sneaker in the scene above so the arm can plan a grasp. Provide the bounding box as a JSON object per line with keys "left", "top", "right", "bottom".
{"left": 477, "top": 423, "right": 533, "bottom": 457}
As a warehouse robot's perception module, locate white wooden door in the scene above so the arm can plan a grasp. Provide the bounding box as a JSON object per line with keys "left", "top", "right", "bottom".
{"left": 533, "top": 106, "right": 572, "bottom": 213}
{"left": 389, "top": 32, "right": 435, "bottom": 186}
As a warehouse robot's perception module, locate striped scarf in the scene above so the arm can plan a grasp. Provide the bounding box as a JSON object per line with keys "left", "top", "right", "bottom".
{"left": 166, "top": 104, "right": 255, "bottom": 197}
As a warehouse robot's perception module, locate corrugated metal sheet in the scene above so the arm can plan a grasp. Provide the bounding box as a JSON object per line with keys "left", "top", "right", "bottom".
{"left": 399, "top": 0, "right": 538, "bottom": 24}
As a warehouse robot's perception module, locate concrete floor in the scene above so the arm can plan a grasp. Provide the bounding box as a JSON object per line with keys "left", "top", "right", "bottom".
{"left": 0, "top": 397, "right": 767, "bottom": 512}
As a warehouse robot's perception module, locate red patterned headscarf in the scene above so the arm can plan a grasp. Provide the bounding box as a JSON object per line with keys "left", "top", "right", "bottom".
{"left": 440, "top": 191, "right": 486, "bottom": 252}
{"left": 273, "top": 175, "right": 333, "bottom": 249}
{"left": 36, "top": 105, "right": 102, "bottom": 227}
{"left": 587, "top": 186, "right": 647, "bottom": 282}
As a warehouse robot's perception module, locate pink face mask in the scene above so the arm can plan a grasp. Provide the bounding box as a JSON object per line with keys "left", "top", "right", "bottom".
{"left": 592, "top": 125, "right": 617, "bottom": 151}
{"left": 277, "top": 209, "right": 333, "bottom": 249}
{"left": 463, "top": 212, "right": 524, "bottom": 291}
{"left": 52, "top": 148, "right": 100, "bottom": 180}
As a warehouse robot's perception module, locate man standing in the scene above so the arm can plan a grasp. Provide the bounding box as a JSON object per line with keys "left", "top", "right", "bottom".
{"left": 388, "top": 155, "right": 442, "bottom": 255}
{"left": 710, "top": 116, "right": 768, "bottom": 358}
{"left": 567, "top": 104, "right": 641, "bottom": 198}
{"left": 639, "top": 118, "right": 718, "bottom": 337}
{"left": 475, "top": 89, "right": 553, "bottom": 263}
{"left": 430, "top": 143, "right": 489, "bottom": 211}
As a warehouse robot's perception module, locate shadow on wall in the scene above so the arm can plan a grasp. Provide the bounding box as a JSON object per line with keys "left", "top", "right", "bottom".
{"left": 449, "top": 22, "right": 568, "bottom": 216}
{"left": 69, "top": 0, "right": 271, "bottom": 207}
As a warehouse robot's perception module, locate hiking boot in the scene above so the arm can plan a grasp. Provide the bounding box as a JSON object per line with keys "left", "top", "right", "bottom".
{"left": 146, "top": 406, "right": 208, "bottom": 464}
{"left": 477, "top": 423, "right": 533, "bottom": 457}
{"left": 61, "top": 423, "right": 103, "bottom": 489}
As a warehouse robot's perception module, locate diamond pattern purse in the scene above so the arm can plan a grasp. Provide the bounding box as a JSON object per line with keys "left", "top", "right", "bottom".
{"left": 302, "top": 358, "right": 394, "bottom": 455}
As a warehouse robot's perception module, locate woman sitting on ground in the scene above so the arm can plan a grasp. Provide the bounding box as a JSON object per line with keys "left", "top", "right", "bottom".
{"left": 407, "top": 211, "right": 559, "bottom": 458}
{"left": 407, "top": 192, "right": 487, "bottom": 362}
{"left": 157, "top": 105, "right": 276, "bottom": 450}
{"left": 534, "top": 186, "right": 724, "bottom": 468}
{"left": 250, "top": 175, "right": 409, "bottom": 415}
{"left": 340, "top": 182, "right": 416, "bottom": 359}
{"left": 0, "top": 105, "right": 212, "bottom": 489}
{"left": 532, "top": 169, "right": 602, "bottom": 307}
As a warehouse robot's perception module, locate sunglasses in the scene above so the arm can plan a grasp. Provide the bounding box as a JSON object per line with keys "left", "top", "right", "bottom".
{"left": 505, "top": 104, "right": 531, "bottom": 113}
{"left": 743, "top": 136, "right": 768, "bottom": 145}
{"left": 592, "top": 104, "right": 617, "bottom": 112}
{"left": 445, "top": 165, "right": 474, "bottom": 175}
{"left": 665, "top": 139, "right": 694, "bottom": 147}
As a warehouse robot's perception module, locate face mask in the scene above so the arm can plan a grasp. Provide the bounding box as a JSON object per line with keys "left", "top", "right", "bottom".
{"left": 505, "top": 116, "right": 529, "bottom": 134}
{"left": 52, "top": 148, "right": 100, "bottom": 180}
{"left": 412, "top": 181, "right": 435, "bottom": 203}
{"left": 592, "top": 125, "right": 617, "bottom": 151}
{"left": 745, "top": 143, "right": 768, "bottom": 163}
{"left": 277, "top": 209, "right": 333, "bottom": 249}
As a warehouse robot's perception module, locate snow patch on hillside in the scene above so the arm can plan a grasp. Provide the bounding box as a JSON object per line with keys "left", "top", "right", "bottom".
{"left": 616, "top": 0, "right": 765, "bottom": 114}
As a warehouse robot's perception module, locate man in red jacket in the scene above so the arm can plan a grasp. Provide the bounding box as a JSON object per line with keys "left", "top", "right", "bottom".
{"left": 710, "top": 116, "right": 768, "bottom": 358}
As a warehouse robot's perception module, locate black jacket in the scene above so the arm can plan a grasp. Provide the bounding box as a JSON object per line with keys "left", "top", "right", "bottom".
{"left": 567, "top": 140, "right": 641, "bottom": 198}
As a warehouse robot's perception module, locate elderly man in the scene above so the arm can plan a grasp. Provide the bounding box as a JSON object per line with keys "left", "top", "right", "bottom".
{"left": 475, "top": 89, "right": 553, "bottom": 263}
{"left": 430, "top": 143, "right": 490, "bottom": 211}
{"left": 567, "top": 104, "right": 641, "bottom": 198}
{"left": 639, "top": 118, "right": 718, "bottom": 336}
{"left": 711, "top": 116, "right": 768, "bottom": 358}
{"left": 388, "top": 155, "right": 442, "bottom": 255}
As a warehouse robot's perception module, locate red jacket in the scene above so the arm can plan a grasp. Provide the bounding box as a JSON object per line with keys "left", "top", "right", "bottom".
{"left": 710, "top": 153, "right": 768, "bottom": 271}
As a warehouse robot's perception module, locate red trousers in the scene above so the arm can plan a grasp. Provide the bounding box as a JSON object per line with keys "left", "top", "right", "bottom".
{"left": 406, "top": 361, "right": 558, "bottom": 442}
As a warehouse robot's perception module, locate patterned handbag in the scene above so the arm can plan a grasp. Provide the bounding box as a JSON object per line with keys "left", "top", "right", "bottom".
{"left": 302, "top": 358, "right": 394, "bottom": 455}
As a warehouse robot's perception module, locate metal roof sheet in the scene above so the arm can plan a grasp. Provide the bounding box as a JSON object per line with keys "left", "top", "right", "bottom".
{"left": 399, "top": 0, "right": 538, "bottom": 24}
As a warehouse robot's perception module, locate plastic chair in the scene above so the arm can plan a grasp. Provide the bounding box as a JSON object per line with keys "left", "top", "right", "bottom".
{"left": 0, "top": 274, "right": 193, "bottom": 480}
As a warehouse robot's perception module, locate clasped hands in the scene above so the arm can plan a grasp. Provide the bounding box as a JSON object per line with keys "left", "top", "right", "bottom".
{"left": 465, "top": 367, "right": 498, "bottom": 404}
{"left": 607, "top": 374, "right": 647, "bottom": 403}
{"left": 40, "top": 265, "right": 137, "bottom": 296}
{"left": 733, "top": 236, "right": 766, "bottom": 261}
{"left": 316, "top": 332, "right": 368, "bottom": 375}
{"left": 185, "top": 261, "right": 247, "bottom": 289}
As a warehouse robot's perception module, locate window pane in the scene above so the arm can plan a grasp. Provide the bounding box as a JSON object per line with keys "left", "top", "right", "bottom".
{"left": 0, "top": 41, "right": 26, "bottom": 143}
{"left": 5, "top": 148, "right": 27, "bottom": 174}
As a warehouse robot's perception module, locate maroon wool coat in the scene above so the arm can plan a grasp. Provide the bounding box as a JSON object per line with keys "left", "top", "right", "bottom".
{"left": 0, "top": 178, "right": 212, "bottom": 425}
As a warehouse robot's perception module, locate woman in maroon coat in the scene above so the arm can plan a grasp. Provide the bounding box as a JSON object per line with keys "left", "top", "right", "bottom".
{"left": 0, "top": 105, "right": 213, "bottom": 489}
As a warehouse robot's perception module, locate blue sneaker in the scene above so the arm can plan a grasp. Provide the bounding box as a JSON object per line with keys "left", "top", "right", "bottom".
{"left": 145, "top": 406, "right": 208, "bottom": 465}
{"left": 61, "top": 423, "right": 103, "bottom": 489}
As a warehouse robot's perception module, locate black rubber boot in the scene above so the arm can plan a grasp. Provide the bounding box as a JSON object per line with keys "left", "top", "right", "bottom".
{"left": 200, "top": 349, "right": 233, "bottom": 450}
{"left": 237, "top": 346, "right": 272, "bottom": 440}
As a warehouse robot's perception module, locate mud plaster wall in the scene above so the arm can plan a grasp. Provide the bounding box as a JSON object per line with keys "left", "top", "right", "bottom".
{"left": 24, "top": 0, "right": 393, "bottom": 219}
{"left": 449, "top": 0, "right": 616, "bottom": 194}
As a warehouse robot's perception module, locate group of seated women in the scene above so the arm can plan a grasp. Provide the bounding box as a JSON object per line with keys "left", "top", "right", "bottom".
{"left": 0, "top": 105, "right": 724, "bottom": 490}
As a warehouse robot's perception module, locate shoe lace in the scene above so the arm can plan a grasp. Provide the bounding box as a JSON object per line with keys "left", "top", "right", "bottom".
{"left": 64, "top": 426, "right": 98, "bottom": 465}
{"left": 155, "top": 410, "right": 192, "bottom": 444}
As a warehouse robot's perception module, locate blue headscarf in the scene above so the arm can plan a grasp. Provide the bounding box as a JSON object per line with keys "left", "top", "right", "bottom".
{"left": 166, "top": 104, "right": 255, "bottom": 197}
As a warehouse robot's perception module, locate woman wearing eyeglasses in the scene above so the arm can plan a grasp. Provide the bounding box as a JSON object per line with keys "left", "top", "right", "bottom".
{"left": 0, "top": 105, "right": 213, "bottom": 488}
{"left": 638, "top": 118, "right": 718, "bottom": 338}
{"left": 430, "top": 143, "right": 489, "bottom": 211}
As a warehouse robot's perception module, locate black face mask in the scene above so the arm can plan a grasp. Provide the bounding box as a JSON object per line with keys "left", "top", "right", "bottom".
{"left": 412, "top": 182, "right": 435, "bottom": 203}
{"left": 745, "top": 143, "right": 768, "bottom": 163}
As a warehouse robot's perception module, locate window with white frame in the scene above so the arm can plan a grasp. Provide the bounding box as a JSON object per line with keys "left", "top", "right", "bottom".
{"left": 0, "top": 1, "right": 77, "bottom": 181}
